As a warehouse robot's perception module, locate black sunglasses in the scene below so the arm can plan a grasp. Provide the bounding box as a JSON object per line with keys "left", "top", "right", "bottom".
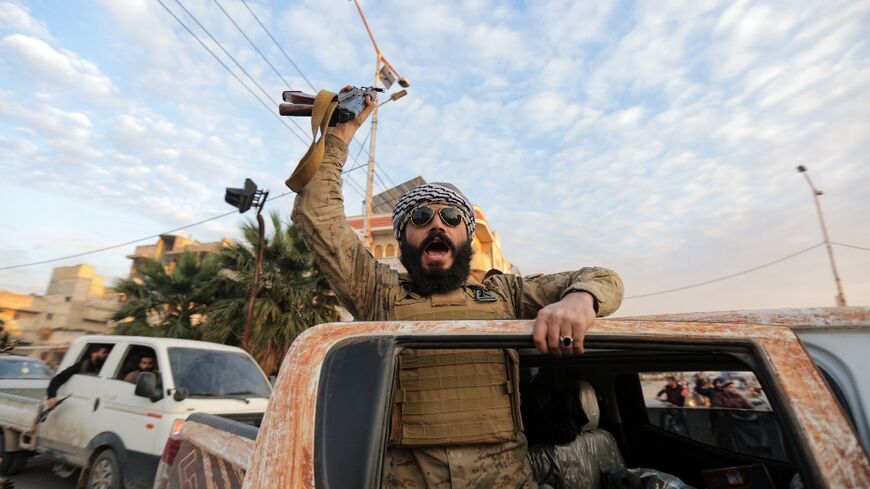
{"left": 409, "top": 206, "right": 464, "bottom": 227}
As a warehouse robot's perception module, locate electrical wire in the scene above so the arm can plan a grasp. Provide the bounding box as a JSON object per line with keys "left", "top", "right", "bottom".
{"left": 159, "top": 0, "right": 368, "bottom": 202}
{"left": 168, "top": 0, "right": 310, "bottom": 144}
{"left": 239, "top": 0, "right": 316, "bottom": 92}
{"left": 154, "top": 0, "right": 308, "bottom": 145}
{"left": 832, "top": 242, "right": 870, "bottom": 252}
{"left": 206, "top": 0, "right": 370, "bottom": 173}
{"left": 213, "top": 0, "right": 296, "bottom": 91}
{"left": 373, "top": 167, "right": 390, "bottom": 192}
{"left": 233, "top": 0, "right": 397, "bottom": 184}
{"left": 0, "top": 192, "right": 295, "bottom": 271}
{"left": 624, "top": 242, "right": 825, "bottom": 300}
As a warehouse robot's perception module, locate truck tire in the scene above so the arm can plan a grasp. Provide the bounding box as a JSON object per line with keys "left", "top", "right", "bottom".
{"left": 0, "top": 432, "right": 28, "bottom": 475}
{"left": 87, "top": 449, "right": 123, "bottom": 489}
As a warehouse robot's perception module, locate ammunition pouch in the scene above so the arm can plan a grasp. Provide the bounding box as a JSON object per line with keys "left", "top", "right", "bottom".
{"left": 388, "top": 348, "right": 522, "bottom": 447}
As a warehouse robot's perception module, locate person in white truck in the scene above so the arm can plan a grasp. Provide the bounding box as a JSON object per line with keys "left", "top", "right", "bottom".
{"left": 123, "top": 352, "right": 156, "bottom": 384}
{"left": 45, "top": 343, "right": 111, "bottom": 409}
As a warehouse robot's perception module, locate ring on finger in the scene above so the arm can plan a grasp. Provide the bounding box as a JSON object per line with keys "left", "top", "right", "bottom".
{"left": 559, "top": 336, "right": 575, "bottom": 348}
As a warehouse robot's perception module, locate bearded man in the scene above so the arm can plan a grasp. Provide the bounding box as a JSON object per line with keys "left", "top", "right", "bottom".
{"left": 291, "top": 88, "right": 624, "bottom": 489}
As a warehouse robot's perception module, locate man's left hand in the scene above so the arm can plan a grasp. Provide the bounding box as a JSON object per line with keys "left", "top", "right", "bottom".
{"left": 532, "top": 291, "right": 596, "bottom": 356}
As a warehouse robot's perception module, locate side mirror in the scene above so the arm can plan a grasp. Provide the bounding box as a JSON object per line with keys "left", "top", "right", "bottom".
{"left": 135, "top": 372, "right": 163, "bottom": 402}
{"left": 172, "top": 387, "right": 189, "bottom": 402}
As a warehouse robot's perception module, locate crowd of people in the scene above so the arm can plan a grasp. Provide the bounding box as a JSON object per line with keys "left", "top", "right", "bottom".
{"left": 655, "top": 371, "right": 768, "bottom": 410}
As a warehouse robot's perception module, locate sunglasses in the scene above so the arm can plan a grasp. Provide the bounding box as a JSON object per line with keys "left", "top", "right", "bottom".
{"left": 409, "top": 206, "right": 464, "bottom": 228}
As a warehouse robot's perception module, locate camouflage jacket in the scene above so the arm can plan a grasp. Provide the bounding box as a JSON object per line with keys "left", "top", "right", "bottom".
{"left": 291, "top": 135, "right": 624, "bottom": 321}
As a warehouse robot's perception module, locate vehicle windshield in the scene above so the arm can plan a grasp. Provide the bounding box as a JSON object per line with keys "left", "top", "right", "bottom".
{"left": 0, "top": 358, "right": 53, "bottom": 379}
{"left": 167, "top": 348, "right": 271, "bottom": 398}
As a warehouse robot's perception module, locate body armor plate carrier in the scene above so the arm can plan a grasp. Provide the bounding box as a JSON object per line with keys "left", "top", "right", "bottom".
{"left": 388, "top": 283, "right": 523, "bottom": 447}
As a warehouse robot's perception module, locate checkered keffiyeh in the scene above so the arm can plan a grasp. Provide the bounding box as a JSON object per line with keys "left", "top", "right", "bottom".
{"left": 392, "top": 182, "right": 476, "bottom": 240}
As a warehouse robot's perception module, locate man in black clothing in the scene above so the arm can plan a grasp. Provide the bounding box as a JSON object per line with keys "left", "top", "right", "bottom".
{"left": 656, "top": 376, "right": 686, "bottom": 406}
{"left": 123, "top": 353, "right": 156, "bottom": 384}
{"left": 46, "top": 345, "right": 110, "bottom": 409}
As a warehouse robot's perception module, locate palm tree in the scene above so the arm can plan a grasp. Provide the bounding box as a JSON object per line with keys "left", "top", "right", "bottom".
{"left": 204, "top": 211, "right": 339, "bottom": 374}
{"left": 112, "top": 251, "right": 220, "bottom": 339}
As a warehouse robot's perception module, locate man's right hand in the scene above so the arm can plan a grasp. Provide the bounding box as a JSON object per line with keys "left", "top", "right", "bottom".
{"left": 327, "top": 85, "right": 376, "bottom": 145}
{"left": 46, "top": 397, "right": 59, "bottom": 410}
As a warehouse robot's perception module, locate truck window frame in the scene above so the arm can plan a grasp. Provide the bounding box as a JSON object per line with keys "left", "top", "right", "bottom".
{"left": 111, "top": 343, "right": 160, "bottom": 383}
{"left": 313, "top": 335, "right": 826, "bottom": 489}
{"left": 73, "top": 341, "right": 116, "bottom": 376}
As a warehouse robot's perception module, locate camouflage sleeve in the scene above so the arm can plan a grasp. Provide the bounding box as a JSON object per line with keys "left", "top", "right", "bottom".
{"left": 487, "top": 267, "right": 624, "bottom": 319}
{"left": 290, "top": 134, "right": 392, "bottom": 320}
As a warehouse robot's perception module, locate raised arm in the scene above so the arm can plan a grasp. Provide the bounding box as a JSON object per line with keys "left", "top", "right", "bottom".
{"left": 290, "top": 91, "right": 392, "bottom": 319}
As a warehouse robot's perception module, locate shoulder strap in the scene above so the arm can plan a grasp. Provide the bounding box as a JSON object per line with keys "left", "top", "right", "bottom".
{"left": 285, "top": 90, "right": 340, "bottom": 192}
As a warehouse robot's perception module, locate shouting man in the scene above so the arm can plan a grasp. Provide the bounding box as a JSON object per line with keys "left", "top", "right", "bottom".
{"left": 290, "top": 88, "right": 624, "bottom": 489}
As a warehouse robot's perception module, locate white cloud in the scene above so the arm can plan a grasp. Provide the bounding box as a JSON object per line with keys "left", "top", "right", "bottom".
{"left": 0, "top": 34, "right": 117, "bottom": 100}
{"left": 0, "top": 1, "right": 50, "bottom": 38}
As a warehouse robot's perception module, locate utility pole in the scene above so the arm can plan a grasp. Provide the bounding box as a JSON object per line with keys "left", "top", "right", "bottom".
{"left": 364, "top": 58, "right": 381, "bottom": 247}
{"left": 796, "top": 165, "right": 847, "bottom": 307}
{"left": 352, "top": 0, "right": 409, "bottom": 247}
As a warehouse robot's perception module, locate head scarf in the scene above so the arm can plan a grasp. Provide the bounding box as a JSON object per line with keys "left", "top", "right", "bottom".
{"left": 392, "top": 182, "right": 476, "bottom": 240}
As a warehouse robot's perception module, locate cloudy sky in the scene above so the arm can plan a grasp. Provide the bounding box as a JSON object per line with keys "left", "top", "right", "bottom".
{"left": 1, "top": 0, "right": 868, "bottom": 316}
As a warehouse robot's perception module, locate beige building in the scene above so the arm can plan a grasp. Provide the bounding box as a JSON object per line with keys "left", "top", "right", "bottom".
{"left": 127, "top": 234, "right": 231, "bottom": 277}
{"left": 346, "top": 178, "right": 515, "bottom": 281}
{"left": 0, "top": 264, "right": 120, "bottom": 345}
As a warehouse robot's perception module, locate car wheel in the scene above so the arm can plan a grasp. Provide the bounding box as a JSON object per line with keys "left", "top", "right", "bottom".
{"left": 0, "top": 432, "right": 28, "bottom": 475}
{"left": 87, "top": 449, "right": 123, "bottom": 489}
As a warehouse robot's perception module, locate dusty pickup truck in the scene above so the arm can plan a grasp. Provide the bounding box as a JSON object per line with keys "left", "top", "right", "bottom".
{"left": 158, "top": 308, "right": 870, "bottom": 489}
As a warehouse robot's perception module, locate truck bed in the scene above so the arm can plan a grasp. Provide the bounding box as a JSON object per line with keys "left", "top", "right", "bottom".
{"left": 0, "top": 392, "right": 41, "bottom": 435}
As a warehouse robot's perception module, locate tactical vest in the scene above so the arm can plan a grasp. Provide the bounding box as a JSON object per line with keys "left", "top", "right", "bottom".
{"left": 388, "top": 283, "right": 523, "bottom": 447}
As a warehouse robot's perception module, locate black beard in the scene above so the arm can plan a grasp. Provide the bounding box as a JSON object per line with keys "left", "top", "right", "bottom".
{"left": 400, "top": 233, "right": 473, "bottom": 296}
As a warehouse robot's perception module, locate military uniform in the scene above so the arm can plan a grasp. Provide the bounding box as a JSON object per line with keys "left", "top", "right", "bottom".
{"left": 291, "top": 135, "right": 624, "bottom": 489}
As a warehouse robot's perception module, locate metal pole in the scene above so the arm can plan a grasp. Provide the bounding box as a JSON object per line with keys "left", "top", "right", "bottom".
{"left": 241, "top": 194, "right": 268, "bottom": 350}
{"left": 799, "top": 169, "right": 847, "bottom": 306}
{"left": 363, "top": 57, "right": 381, "bottom": 247}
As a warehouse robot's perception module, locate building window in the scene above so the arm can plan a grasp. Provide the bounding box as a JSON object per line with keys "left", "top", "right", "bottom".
{"left": 374, "top": 245, "right": 383, "bottom": 258}
{"left": 385, "top": 244, "right": 395, "bottom": 257}
{"left": 65, "top": 296, "right": 72, "bottom": 302}
{"left": 46, "top": 313, "right": 54, "bottom": 321}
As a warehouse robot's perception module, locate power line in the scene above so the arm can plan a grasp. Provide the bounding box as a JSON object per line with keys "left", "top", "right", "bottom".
{"left": 154, "top": 0, "right": 308, "bottom": 145}
{"left": 204, "top": 0, "right": 370, "bottom": 174}
{"left": 625, "top": 242, "right": 825, "bottom": 300}
{"left": 233, "top": 0, "right": 397, "bottom": 185}
{"left": 213, "top": 0, "right": 296, "bottom": 91}
{"left": 239, "top": 0, "right": 315, "bottom": 92}
{"left": 0, "top": 192, "right": 293, "bottom": 271}
{"left": 373, "top": 167, "right": 390, "bottom": 192}
{"left": 167, "top": 0, "right": 311, "bottom": 144}
{"left": 158, "top": 0, "right": 368, "bottom": 202}
{"left": 832, "top": 242, "right": 870, "bottom": 252}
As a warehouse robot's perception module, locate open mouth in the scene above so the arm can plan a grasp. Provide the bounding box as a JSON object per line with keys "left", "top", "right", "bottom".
{"left": 424, "top": 239, "right": 452, "bottom": 259}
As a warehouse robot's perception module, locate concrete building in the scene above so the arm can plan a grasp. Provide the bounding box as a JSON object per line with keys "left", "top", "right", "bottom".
{"left": 346, "top": 177, "right": 515, "bottom": 281}
{"left": 0, "top": 264, "right": 119, "bottom": 346}
{"left": 127, "top": 234, "right": 231, "bottom": 277}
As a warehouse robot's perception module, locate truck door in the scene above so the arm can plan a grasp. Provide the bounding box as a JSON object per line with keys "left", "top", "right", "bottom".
{"left": 97, "top": 344, "right": 165, "bottom": 481}
{"left": 38, "top": 342, "right": 116, "bottom": 464}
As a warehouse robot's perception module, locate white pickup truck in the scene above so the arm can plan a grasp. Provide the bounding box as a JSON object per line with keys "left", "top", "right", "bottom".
{"left": 0, "top": 335, "right": 272, "bottom": 489}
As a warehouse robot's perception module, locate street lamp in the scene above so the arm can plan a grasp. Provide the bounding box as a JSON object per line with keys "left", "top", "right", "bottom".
{"left": 225, "top": 178, "right": 270, "bottom": 350}
{"left": 796, "top": 166, "right": 847, "bottom": 306}
{"left": 351, "top": 0, "right": 410, "bottom": 247}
